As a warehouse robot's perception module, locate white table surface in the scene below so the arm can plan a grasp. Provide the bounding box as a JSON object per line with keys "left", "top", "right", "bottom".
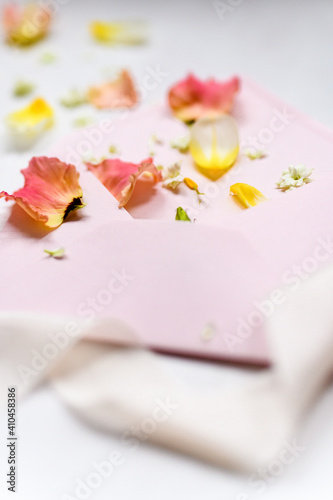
{"left": 1, "top": 0, "right": 333, "bottom": 498}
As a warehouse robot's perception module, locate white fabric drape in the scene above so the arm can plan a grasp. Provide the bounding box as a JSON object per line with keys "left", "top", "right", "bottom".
{"left": 1, "top": 263, "right": 333, "bottom": 472}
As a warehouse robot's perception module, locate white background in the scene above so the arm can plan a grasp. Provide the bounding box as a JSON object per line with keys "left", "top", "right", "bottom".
{"left": 1, "top": 0, "right": 333, "bottom": 498}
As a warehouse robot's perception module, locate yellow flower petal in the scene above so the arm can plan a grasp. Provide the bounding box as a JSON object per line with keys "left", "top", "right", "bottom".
{"left": 189, "top": 114, "right": 239, "bottom": 176}
{"left": 6, "top": 98, "right": 54, "bottom": 148}
{"left": 183, "top": 177, "right": 204, "bottom": 195}
{"left": 230, "top": 183, "right": 267, "bottom": 209}
{"left": 90, "top": 21, "right": 147, "bottom": 45}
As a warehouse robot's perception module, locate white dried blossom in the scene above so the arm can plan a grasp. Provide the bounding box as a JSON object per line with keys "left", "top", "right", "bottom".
{"left": 276, "top": 164, "right": 313, "bottom": 191}
{"left": 161, "top": 161, "right": 184, "bottom": 189}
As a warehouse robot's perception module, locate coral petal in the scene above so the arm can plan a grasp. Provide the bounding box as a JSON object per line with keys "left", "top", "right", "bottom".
{"left": 0, "top": 157, "right": 85, "bottom": 227}
{"left": 168, "top": 74, "right": 240, "bottom": 122}
{"left": 88, "top": 70, "right": 138, "bottom": 109}
{"left": 2, "top": 3, "right": 51, "bottom": 46}
{"left": 85, "top": 157, "right": 162, "bottom": 207}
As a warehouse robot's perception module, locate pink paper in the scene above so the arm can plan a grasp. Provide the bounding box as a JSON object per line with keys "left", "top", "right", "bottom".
{"left": 2, "top": 78, "right": 333, "bottom": 365}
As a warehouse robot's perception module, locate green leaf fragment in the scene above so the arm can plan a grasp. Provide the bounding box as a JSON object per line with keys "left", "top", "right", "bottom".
{"left": 13, "top": 80, "right": 35, "bottom": 97}
{"left": 39, "top": 52, "right": 57, "bottom": 64}
{"left": 44, "top": 248, "right": 65, "bottom": 259}
{"left": 73, "top": 116, "right": 95, "bottom": 128}
{"left": 175, "top": 207, "right": 191, "bottom": 221}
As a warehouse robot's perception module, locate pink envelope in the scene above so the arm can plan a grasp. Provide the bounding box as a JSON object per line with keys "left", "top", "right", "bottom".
{"left": 2, "top": 78, "right": 333, "bottom": 365}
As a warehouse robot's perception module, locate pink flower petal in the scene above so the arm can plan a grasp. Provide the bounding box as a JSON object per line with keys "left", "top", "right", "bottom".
{"left": 88, "top": 70, "right": 138, "bottom": 109}
{"left": 86, "top": 157, "right": 162, "bottom": 207}
{"left": 0, "top": 157, "right": 85, "bottom": 228}
{"left": 168, "top": 74, "right": 240, "bottom": 122}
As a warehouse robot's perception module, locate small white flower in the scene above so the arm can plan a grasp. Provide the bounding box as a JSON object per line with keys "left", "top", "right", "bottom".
{"left": 276, "top": 164, "right": 313, "bottom": 191}
{"left": 170, "top": 135, "right": 190, "bottom": 153}
{"left": 81, "top": 151, "right": 107, "bottom": 164}
{"left": 161, "top": 161, "right": 184, "bottom": 189}
{"left": 243, "top": 148, "right": 267, "bottom": 160}
{"left": 60, "top": 88, "right": 88, "bottom": 108}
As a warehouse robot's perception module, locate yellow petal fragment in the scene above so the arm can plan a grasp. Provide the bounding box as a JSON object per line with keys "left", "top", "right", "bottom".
{"left": 189, "top": 114, "right": 239, "bottom": 176}
{"left": 90, "top": 21, "right": 147, "bottom": 45}
{"left": 230, "top": 183, "right": 267, "bottom": 209}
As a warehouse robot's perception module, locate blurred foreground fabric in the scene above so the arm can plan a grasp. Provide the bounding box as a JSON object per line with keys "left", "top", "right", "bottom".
{"left": 1, "top": 262, "right": 333, "bottom": 472}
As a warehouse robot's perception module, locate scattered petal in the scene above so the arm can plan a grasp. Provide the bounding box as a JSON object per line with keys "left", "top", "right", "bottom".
{"left": 151, "top": 134, "right": 163, "bottom": 145}
{"left": 81, "top": 151, "right": 107, "bottom": 164}
{"left": 13, "top": 80, "right": 35, "bottom": 97}
{"left": 200, "top": 323, "right": 216, "bottom": 342}
{"left": 244, "top": 148, "right": 267, "bottom": 160}
{"left": 73, "top": 116, "right": 95, "bottom": 128}
{"left": 190, "top": 114, "right": 239, "bottom": 174}
{"left": 2, "top": 3, "right": 51, "bottom": 46}
{"left": 39, "top": 51, "right": 56, "bottom": 64}
{"left": 184, "top": 177, "right": 204, "bottom": 195}
{"left": 170, "top": 135, "right": 190, "bottom": 153}
{"left": 60, "top": 89, "right": 88, "bottom": 108}
{"left": 147, "top": 133, "right": 163, "bottom": 156}
{"left": 162, "top": 162, "right": 184, "bottom": 189}
{"left": 276, "top": 164, "right": 313, "bottom": 191}
{"left": 90, "top": 20, "right": 147, "bottom": 45}
{"left": 44, "top": 248, "right": 65, "bottom": 259}
{"left": 88, "top": 70, "right": 138, "bottom": 109}
{"left": 0, "top": 156, "right": 85, "bottom": 228}
{"left": 6, "top": 97, "right": 54, "bottom": 148}
{"left": 85, "top": 157, "right": 162, "bottom": 207}
{"left": 230, "top": 183, "right": 267, "bottom": 209}
{"left": 168, "top": 74, "right": 240, "bottom": 122}
{"left": 109, "top": 144, "right": 120, "bottom": 154}
{"left": 175, "top": 207, "right": 191, "bottom": 221}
